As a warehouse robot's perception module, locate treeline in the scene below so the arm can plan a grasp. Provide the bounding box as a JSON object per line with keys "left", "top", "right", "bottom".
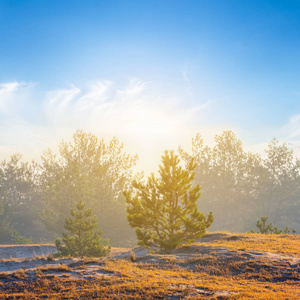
{"left": 0, "top": 130, "right": 299, "bottom": 245}
{"left": 180, "top": 131, "right": 300, "bottom": 232}
{"left": 0, "top": 130, "right": 138, "bottom": 246}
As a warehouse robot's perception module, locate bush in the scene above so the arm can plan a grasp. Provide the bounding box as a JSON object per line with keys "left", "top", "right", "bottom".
{"left": 55, "top": 200, "right": 110, "bottom": 258}
{"left": 254, "top": 216, "right": 296, "bottom": 235}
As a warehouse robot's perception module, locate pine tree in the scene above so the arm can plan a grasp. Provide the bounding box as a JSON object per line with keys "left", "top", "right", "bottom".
{"left": 254, "top": 216, "right": 296, "bottom": 235}
{"left": 256, "top": 216, "right": 272, "bottom": 234}
{"left": 55, "top": 200, "right": 110, "bottom": 257}
{"left": 124, "top": 150, "right": 213, "bottom": 251}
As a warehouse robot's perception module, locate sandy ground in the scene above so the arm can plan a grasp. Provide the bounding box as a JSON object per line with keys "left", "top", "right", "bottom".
{"left": 0, "top": 234, "right": 298, "bottom": 285}
{"left": 0, "top": 245, "right": 57, "bottom": 260}
{"left": 0, "top": 245, "right": 130, "bottom": 273}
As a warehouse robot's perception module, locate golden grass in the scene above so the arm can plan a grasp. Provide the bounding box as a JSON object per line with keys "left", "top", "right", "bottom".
{"left": 0, "top": 259, "right": 298, "bottom": 299}
{"left": 107, "top": 260, "right": 300, "bottom": 299}
{"left": 0, "top": 244, "right": 54, "bottom": 247}
{"left": 195, "top": 233, "right": 300, "bottom": 256}
{"left": 37, "top": 264, "right": 72, "bottom": 273}
{"left": 109, "top": 247, "right": 131, "bottom": 257}
{"left": 0, "top": 233, "right": 299, "bottom": 299}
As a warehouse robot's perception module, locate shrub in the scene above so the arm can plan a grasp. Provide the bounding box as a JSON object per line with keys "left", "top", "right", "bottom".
{"left": 55, "top": 200, "right": 110, "bottom": 258}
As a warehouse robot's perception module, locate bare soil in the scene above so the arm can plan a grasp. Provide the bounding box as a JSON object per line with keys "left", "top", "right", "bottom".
{"left": 0, "top": 233, "right": 299, "bottom": 299}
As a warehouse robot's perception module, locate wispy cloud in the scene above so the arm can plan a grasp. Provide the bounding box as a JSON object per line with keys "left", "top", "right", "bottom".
{"left": 279, "top": 114, "right": 300, "bottom": 157}
{"left": 1, "top": 79, "right": 300, "bottom": 171}
{"left": 182, "top": 65, "right": 193, "bottom": 98}
{"left": 243, "top": 114, "right": 300, "bottom": 159}
{"left": 0, "top": 79, "right": 211, "bottom": 172}
{"left": 0, "top": 82, "right": 34, "bottom": 115}
{"left": 282, "top": 114, "right": 300, "bottom": 139}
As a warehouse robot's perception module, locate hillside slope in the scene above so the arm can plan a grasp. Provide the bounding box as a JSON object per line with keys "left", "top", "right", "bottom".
{"left": 0, "top": 233, "right": 299, "bottom": 299}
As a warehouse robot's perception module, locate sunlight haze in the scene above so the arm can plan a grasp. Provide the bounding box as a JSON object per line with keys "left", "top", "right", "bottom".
{"left": 1, "top": 0, "right": 300, "bottom": 172}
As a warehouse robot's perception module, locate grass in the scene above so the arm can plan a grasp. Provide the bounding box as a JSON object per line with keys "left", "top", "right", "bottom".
{"left": 109, "top": 247, "right": 131, "bottom": 257}
{"left": 195, "top": 232, "right": 300, "bottom": 256}
{"left": 37, "top": 264, "right": 72, "bottom": 273}
{"left": 0, "top": 244, "right": 54, "bottom": 247}
{"left": 1, "top": 259, "right": 298, "bottom": 299}
{"left": 0, "top": 233, "right": 298, "bottom": 299}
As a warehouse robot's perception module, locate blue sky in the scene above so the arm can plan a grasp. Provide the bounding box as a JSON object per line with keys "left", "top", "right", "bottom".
{"left": 1, "top": 0, "right": 300, "bottom": 171}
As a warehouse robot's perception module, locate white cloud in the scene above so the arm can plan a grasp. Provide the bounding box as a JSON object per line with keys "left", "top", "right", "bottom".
{"left": 280, "top": 114, "right": 300, "bottom": 158}
{"left": 182, "top": 65, "right": 193, "bottom": 98}
{"left": 2, "top": 79, "right": 300, "bottom": 172}
{"left": 0, "top": 79, "right": 211, "bottom": 173}
{"left": 242, "top": 114, "right": 300, "bottom": 159}
{"left": 0, "top": 82, "right": 24, "bottom": 114}
{"left": 282, "top": 114, "right": 300, "bottom": 139}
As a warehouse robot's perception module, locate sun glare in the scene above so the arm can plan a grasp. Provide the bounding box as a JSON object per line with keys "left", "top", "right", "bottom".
{"left": 126, "top": 110, "right": 172, "bottom": 146}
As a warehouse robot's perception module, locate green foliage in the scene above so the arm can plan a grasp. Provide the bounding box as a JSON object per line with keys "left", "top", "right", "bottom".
{"left": 41, "top": 130, "right": 138, "bottom": 246}
{"left": 124, "top": 150, "right": 213, "bottom": 251}
{"left": 179, "top": 131, "right": 251, "bottom": 231}
{"left": 55, "top": 200, "right": 110, "bottom": 257}
{"left": 256, "top": 216, "right": 273, "bottom": 234}
{"left": 254, "top": 216, "right": 296, "bottom": 235}
{"left": 11, "top": 231, "right": 33, "bottom": 244}
{"left": 0, "top": 129, "right": 299, "bottom": 244}
{"left": 0, "top": 154, "right": 45, "bottom": 243}
{"left": 180, "top": 131, "right": 300, "bottom": 233}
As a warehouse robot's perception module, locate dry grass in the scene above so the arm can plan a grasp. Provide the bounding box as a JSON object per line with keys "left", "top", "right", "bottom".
{"left": 0, "top": 233, "right": 299, "bottom": 299}
{"left": 12, "top": 269, "right": 27, "bottom": 280}
{"left": 195, "top": 232, "right": 300, "bottom": 256}
{"left": 0, "top": 244, "right": 54, "bottom": 247}
{"left": 0, "top": 259, "right": 298, "bottom": 299}
{"left": 109, "top": 247, "right": 131, "bottom": 257}
{"left": 37, "top": 264, "right": 72, "bottom": 273}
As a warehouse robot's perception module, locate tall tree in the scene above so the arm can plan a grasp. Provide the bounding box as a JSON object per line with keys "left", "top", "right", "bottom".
{"left": 258, "top": 138, "right": 300, "bottom": 228}
{"left": 181, "top": 131, "right": 248, "bottom": 231}
{"left": 181, "top": 132, "right": 300, "bottom": 232}
{"left": 0, "top": 154, "right": 44, "bottom": 243}
{"left": 41, "top": 130, "right": 138, "bottom": 246}
{"left": 0, "top": 167, "right": 13, "bottom": 242}
{"left": 124, "top": 150, "right": 213, "bottom": 250}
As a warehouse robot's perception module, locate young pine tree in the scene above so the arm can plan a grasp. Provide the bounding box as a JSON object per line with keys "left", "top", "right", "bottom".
{"left": 254, "top": 216, "right": 296, "bottom": 235}
{"left": 124, "top": 150, "right": 213, "bottom": 251}
{"left": 55, "top": 200, "right": 110, "bottom": 257}
{"left": 256, "top": 216, "right": 272, "bottom": 234}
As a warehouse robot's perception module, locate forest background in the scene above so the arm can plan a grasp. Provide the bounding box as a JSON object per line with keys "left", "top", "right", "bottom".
{"left": 0, "top": 129, "right": 299, "bottom": 247}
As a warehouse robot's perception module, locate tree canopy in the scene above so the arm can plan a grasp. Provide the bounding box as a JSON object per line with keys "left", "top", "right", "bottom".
{"left": 124, "top": 150, "right": 213, "bottom": 250}
{"left": 180, "top": 131, "right": 300, "bottom": 232}
{"left": 41, "top": 130, "right": 138, "bottom": 246}
{"left": 55, "top": 200, "right": 110, "bottom": 258}
{"left": 0, "top": 129, "right": 299, "bottom": 245}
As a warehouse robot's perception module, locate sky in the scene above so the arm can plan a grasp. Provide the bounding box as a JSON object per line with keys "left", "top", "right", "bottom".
{"left": 1, "top": 0, "right": 300, "bottom": 172}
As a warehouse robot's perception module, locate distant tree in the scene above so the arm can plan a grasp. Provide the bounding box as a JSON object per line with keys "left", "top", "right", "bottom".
{"left": 124, "top": 150, "right": 213, "bottom": 250}
{"left": 180, "top": 131, "right": 248, "bottom": 231}
{"left": 180, "top": 132, "right": 300, "bottom": 233}
{"left": 256, "top": 216, "right": 273, "bottom": 234}
{"left": 0, "top": 154, "right": 44, "bottom": 243}
{"left": 254, "top": 216, "right": 296, "bottom": 235}
{"left": 258, "top": 138, "right": 300, "bottom": 226}
{"left": 55, "top": 200, "right": 110, "bottom": 257}
{"left": 41, "top": 130, "right": 138, "bottom": 246}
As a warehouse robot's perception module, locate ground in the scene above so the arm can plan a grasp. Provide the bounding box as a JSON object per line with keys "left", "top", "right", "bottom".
{"left": 0, "top": 233, "right": 299, "bottom": 299}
